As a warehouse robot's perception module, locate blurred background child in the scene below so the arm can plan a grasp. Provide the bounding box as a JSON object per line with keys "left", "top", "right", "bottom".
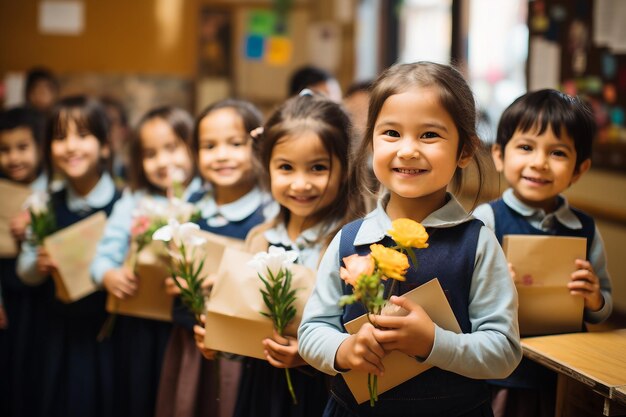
{"left": 473, "top": 89, "right": 613, "bottom": 417}
{"left": 91, "top": 106, "right": 199, "bottom": 417}
{"left": 24, "top": 67, "right": 59, "bottom": 116}
{"left": 156, "top": 98, "right": 272, "bottom": 417}
{"left": 0, "top": 106, "right": 46, "bottom": 417}
{"left": 17, "top": 95, "right": 120, "bottom": 417}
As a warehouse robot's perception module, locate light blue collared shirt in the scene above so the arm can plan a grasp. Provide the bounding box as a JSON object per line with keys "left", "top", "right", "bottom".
{"left": 17, "top": 173, "right": 117, "bottom": 286}
{"left": 298, "top": 193, "right": 522, "bottom": 378}
{"left": 473, "top": 188, "right": 613, "bottom": 324}
{"left": 264, "top": 221, "right": 334, "bottom": 270}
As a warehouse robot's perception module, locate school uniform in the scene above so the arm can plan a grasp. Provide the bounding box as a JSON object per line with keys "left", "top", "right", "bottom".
{"left": 0, "top": 173, "right": 47, "bottom": 417}
{"left": 299, "top": 194, "right": 522, "bottom": 417}
{"left": 16, "top": 172, "right": 121, "bottom": 417}
{"left": 234, "top": 220, "right": 332, "bottom": 417}
{"left": 90, "top": 177, "right": 201, "bottom": 417}
{"left": 473, "top": 189, "right": 613, "bottom": 417}
{"left": 155, "top": 186, "right": 275, "bottom": 417}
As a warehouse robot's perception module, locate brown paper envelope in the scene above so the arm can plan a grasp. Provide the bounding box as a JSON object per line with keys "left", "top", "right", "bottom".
{"left": 106, "top": 240, "right": 173, "bottom": 321}
{"left": 503, "top": 235, "right": 586, "bottom": 286}
{"left": 204, "top": 246, "right": 316, "bottom": 357}
{"left": 0, "top": 180, "right": 33, "bottom": 257}
{"left": 503, "top": 235, "right": 586, "bottom": 335}
{"left": 43, "top": 211, "right": 106, "bottom": 302}
{"left": 204, "top": 312, "right": 274, "bottom": 359}
{"left": 342, "top": 278, "right": 461, "bottom": 404}
{"left": 195, "top": 230, "right": 245, "bottom": 278}
{"left": 516, "top": 286, "right": 583, "bottom": 336}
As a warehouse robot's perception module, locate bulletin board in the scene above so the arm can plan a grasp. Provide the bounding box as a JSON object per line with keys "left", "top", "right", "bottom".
{"left": 528, "top": 0, "right": 626, "bottom": 174}
{"left": 233, "top": 7, "right": 310, "bottom": 104}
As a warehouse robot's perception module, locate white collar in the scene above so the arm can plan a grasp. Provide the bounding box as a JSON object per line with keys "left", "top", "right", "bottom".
{"left": 264, "top": 221, "right": 329, "bottom": 251}
{"left": 502, "top": 188, "right": 582, "bottom": 229}
{"left": 66, "top": 172, "right": 116, "bottom": 214}
{"left": 354, "top": 193, "right": 472, "bottom": 245}
{"left": 198, "top": 186, "right": 266, "bottom": 222}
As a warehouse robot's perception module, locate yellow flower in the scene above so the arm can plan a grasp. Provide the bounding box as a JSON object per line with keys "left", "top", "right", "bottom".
{"left": 388, "top": 218, "right": 429, "bottom": 249}
{"left": 369, "top": 244, "right": 409, "bottom": 281}
{"left": 340, "top": 254, "right": 375, "bottom": 287}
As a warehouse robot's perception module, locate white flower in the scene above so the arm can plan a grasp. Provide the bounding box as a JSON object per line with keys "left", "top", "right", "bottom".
{"left": 248, "top": 245, "right": 298, "bottom": 278}
{"left": 169, "top": 166, "right": 186, "bottom": 185}
{"left": 23, "top": 191, "right": 49, "bottom": 215}
{"left": 167, "top": 198, "right": 196, "bottom": 222}
{"left": 152, "top": 219, "right": 206, "bottom": 248}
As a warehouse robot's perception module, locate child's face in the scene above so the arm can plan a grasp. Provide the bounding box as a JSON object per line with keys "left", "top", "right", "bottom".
{"left": 269, "top": 131, "right": 342, "bottom": 229}
{"left": 140, "top": 118, "right": 193, "bottom": 192}
{"left": 372, "top": 87, "right": 470, "bottom": 215}
{"left": 0, "top": 127, "right": 39, "bottom": 183}
{"left": 492, "top": 125, "right": 589, "bottom": 212}
{"left": 51, "top": 119, "right": 108, "bottom": 185}
{"left": 197, "top": 108, "right": 255, "bottom": 199}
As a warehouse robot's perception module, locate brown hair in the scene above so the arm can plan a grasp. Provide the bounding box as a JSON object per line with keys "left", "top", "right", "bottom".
{"left": 128, "top": 106, "right": 195, "bottom": 192}
{"left": 354, "top": 61, "right": 487, "bottom": 209}
{"left": 254, "top": 93, "right": 365, "bottom": 244}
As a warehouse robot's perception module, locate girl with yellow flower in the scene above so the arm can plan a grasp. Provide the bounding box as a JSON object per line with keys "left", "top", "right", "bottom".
{"left": 298, "top": 62, "right": 522, "bottom": 416}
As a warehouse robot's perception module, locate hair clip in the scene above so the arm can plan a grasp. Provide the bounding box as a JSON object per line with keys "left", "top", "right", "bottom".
{"left": 250, "top": 126, "right": 264, "bottom": 139}
{"left": 299, "top": 88, "right": 314, "bottom": 97}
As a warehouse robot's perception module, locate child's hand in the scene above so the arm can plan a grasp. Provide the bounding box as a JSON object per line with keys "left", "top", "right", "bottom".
{"left": 372, "top": 295, "right": 435, "bottom": 359}
{"left": 508, "top": 262, "right": 518, "bottom": 283}
{"left": 10, "top": 211, "right": 30, "bottom": 242}
{"left": 263, "top": 329, "right": 306, "bottom": 369}
{"left": 193, "top": 314, "right": 217, "bottom": 360}
{"left": 0, "top": 304, "right": 7, "bottom": 329}
{"left": 103, "top": 267, "right": 138, "bottom": 299}
{"left": 200, "top": 274, "right": 215, "bottom": 297}
{"left": 568, "top": 259, "right": 604, "bottom": 312}
{"left": 164, "top": 276, "right": 187, "bottom": 296}
{"left": 36, "top": 247, "right": 58, "bottom": 276}
{"left": 334, "top": 322, "right": 385, "bottom": 376}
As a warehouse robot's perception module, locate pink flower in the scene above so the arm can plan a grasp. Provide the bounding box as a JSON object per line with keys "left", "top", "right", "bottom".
{"left": 340, "top": 254, "right": 375, "bottom": 287}
{"left": 131, "top": 216, "right": 150, "bottom": 237}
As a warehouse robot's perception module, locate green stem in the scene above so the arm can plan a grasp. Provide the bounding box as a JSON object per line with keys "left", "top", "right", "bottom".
{"left": 285, "top": 368, "right": 297, "bottom": 405}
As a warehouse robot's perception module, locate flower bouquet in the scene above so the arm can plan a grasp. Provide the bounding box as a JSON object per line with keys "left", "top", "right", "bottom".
{"left": 248, "top": 246, "right": 300, "bottom": 405}
{"left": 23, "top": 191, "right": 56, "bottom": 245}
{"left": 153, "top": 219, "right": 208, "bottom": 323}
{"left": 339, "top": 218, "right": 429, "bottom": 406}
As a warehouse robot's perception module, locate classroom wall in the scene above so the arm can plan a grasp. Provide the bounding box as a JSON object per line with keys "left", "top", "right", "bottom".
{"left": 0, "top": 0, "right": 198, "bottom": 76}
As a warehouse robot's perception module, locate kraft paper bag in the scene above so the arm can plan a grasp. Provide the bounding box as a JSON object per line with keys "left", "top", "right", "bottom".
{"left": 503, "top": 235, "right": 586, "bottom": 336}
{"left": 342, "top": 278, "right": 461, "bottom": 405}
{"left": 204, "top": 246, "right": 316, "bottom": 359}
{"left": 0, "top": 180, "right": 33, "bottom": 257}
{"left": 106, "top": 230, "right": 245, "bottom": 322}
{"left": 44, "top": 211, "right": 106, "bottom": 303}
{"left": 106, "top": 240, "right": 173, "bottom": 322}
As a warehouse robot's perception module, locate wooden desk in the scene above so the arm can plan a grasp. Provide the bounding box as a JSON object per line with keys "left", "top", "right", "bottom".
{"left": 614, "top": 386, "right": 626, "bottom": 408}
{"left": 522, "top": 330, "right": 626, "bottom": 416}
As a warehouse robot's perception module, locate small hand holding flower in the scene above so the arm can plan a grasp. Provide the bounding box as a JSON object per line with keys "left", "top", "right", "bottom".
{"left": 335, "top": 322, "right": 385, "bottom": 375}
{"left": 371, "top": 295, "right": 435, "bottom": 359}
{"left": 102, "top": 267, "right": 138, "bottom": 300}
{"left": 568, "top": 259, "right": 604, "bottom": 312}
{"left": 193, "top": 314, "right": 218, "bottom": 360}
{"left": 10, "top": 210, "right": 31, "bottom": 242}
{"left": 36, "top": 246, "right": 58, "bottom": 276}
{"left": 263, "top": 330, "right": 307, "bottom": 369}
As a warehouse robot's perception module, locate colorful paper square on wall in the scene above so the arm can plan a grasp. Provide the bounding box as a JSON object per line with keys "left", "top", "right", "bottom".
{"left": 245, "top": 34, "right": 264, "bottom": 60}
{"left": 266, "top": 36, "right": 292, "bottom": 66}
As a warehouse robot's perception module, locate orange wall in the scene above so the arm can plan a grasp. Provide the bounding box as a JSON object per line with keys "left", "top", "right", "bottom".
{"left": 0, "top": 0, "right": 197, "bottom": 77}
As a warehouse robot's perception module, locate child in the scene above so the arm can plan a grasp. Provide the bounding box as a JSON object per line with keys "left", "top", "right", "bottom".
{"left": 298, "top": 62, "right": 523, "bottom": 417}
{"left": 154, "top": 99, "right": 272, "bottom": 417}
{"left": 0, "top": 106, "right": 46, "bottom": 417}
{"left": 91, "top": 106, "right": 199, "bottom": 417}
{"left": 472, "top": 89, "right": 613, "bottom": 417}
{"left": 16, "top": 96, "right": 121, "bottom": 417}
{"left": 194, "top": 92, "right": 364, "bottom": 417}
